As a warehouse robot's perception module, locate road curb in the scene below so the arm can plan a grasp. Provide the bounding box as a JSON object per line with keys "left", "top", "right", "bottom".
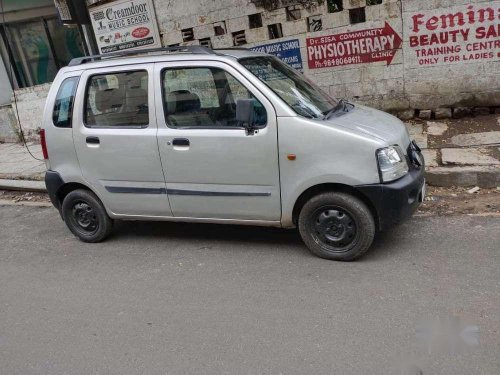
{"left": 426, "top": 167, "right": 500, "bottom": 188}
{"left": 0, "top": 179, "right": 47, "bottom": 192}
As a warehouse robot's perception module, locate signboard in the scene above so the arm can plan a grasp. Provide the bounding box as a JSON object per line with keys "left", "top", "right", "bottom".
{"left": 54, "top": 0, "right": 72, "bottom": 23}
{"left": 405, "top": 2, "right": 500, "bottom": 67}
{"left": 89, "top": 0, "right": 161, "bottom": 54}
{"left": 250, "top": 39, "right": 303, "bottom": 71}
{"left": 306, "top": 22, "right": 402, "bottom": 69}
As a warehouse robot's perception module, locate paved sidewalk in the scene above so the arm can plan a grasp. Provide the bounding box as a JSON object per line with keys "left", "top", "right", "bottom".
{"left": 0, "top": 143, "right": 45, "bottom": 181}
{"left": 406, "top": 114, "right": 500, "bottom": 187}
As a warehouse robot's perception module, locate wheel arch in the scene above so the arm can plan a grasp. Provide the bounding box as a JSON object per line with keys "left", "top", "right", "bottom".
{"left": 291, "top": 183, "right": 379, "bottom": 229}
{"left": 56, "top": 182, "right": 95, "bottom": 206}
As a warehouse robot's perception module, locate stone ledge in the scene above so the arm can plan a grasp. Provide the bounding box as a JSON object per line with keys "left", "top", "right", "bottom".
{"left": 441, "top": 148, "right": 500, "bottom": 166}
{"left": 0, "top": 179, "right": 46, "bottom": 192}
{"left": 426, "top": 166, "right": 500, "bottom": 188}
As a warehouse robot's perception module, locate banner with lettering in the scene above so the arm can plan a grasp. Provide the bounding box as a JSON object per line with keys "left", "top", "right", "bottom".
{"left": 306, "top": 22, "right": 402, "bottom": 69}
{"left": 405, "top": 1, "right": 500, "bottom": 67}
{"left": 89, "top": 0, "right": 161, "bottom": 54}
{"left": 250, "top": 39, "right": 303, "bottom": 71}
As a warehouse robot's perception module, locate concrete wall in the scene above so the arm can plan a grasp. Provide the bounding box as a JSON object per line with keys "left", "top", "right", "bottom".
{"left": 402, "top": 0, "right": 500, "bottom": 110}
{"left": 1, "top": 0, "right": 498, "bottom": 142}
{"left": 155, "top": 0, "right": 499, "bottom": 113}
{"left": 0, "top": 106, "right": 19, "bottom": 143}
{"left": 0, "top": 84, "right": 50, "bottom": 143}
{"left": 0, "top": 58, "right": 13, "bottom": 106}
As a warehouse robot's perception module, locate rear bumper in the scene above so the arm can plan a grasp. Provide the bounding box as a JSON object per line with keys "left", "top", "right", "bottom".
{"left": 356, "top": 166, "right": 425, "bottom": 231}
{"left": 45, "top": 170, "right": 64, "bottom": 211}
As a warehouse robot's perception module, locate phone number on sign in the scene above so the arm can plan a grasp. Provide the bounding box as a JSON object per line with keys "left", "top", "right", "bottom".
{"left": 312, "top": 55, "right": 362, "bottom": 68}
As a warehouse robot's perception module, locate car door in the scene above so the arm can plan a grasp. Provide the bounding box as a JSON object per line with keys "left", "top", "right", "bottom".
{"left": 73, "top": 64, "right": 172, "bottom": 217}
{"left": 154, "top": 61, "right": 281, "bottom": 222}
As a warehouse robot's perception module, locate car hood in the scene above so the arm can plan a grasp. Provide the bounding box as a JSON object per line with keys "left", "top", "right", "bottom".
{"left": 325, "top": 104, "right": 411, "bottom": 152}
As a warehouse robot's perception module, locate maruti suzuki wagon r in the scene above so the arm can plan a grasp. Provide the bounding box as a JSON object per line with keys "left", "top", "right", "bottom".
{"left": 42, "top": 46, "right": 425, "bottom": 261}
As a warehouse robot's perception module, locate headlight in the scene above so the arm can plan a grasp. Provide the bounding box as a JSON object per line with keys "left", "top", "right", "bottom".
{"left": 376, "top": 146, "right": 409, "bottom": 182}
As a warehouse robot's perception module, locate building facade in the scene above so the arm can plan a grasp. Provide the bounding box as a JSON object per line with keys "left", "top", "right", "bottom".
{"left": 0, "top": 0, "right": 499, "bottom": 142}
{"left": 0, "top": 0, "right": 86, "bottom": 141}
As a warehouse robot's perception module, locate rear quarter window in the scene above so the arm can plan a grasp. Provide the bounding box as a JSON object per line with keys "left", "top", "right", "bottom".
{"left": 52, "top": 77, "right": 79, "bottom": 128}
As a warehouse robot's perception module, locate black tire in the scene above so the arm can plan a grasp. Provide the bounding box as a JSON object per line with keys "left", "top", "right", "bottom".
{"left": 298, "top": 192, "right": 375, "bottom": 261}
{"left": 61, "top": 189, "right": 113, "bottom": 243}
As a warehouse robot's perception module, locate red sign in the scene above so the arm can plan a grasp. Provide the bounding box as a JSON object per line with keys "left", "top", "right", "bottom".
{"left": 132, "top": 27, "right": 150, "bottom": 39}
{"left": 306, "top": 22, "right": 402, "bottom": 69}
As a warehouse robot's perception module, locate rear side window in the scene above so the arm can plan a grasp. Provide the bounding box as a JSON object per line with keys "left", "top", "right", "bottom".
{"left": 53, "top": 77, "right": 79, "bottom": 128}
{"left": 84, "top": 70, "right": 148, "bottom": 128}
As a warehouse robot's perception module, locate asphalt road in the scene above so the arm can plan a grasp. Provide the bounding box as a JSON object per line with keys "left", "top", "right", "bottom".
{"left": 1, "top": 205, "right": 499, "bottom": 375}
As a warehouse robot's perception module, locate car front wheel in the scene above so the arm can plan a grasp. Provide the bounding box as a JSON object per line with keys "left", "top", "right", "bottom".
{"left": 298, "top": 192, "right": 375, "bottom": 261}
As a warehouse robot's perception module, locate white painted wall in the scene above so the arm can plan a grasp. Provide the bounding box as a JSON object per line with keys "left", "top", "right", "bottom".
{"left": 0, "top": 56, "right": 13, "bottom": 106}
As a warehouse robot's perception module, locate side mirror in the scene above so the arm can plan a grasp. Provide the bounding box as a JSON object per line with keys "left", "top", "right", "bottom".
{"left": 236, "top": 99, "right": 255, "bottom": 134}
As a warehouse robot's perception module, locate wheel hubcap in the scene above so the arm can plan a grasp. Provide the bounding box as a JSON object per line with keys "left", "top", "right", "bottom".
{"left": 313, "top": 208, "right": 357, "bottom": 249}
{"left": 72, "top": 202, "right": 98, "bottom": 233}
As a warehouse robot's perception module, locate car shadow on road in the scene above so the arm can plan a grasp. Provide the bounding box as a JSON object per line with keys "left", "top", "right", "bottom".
{"left": 113, "top": 219, "right": 304, "bottom": 245}
{"left": 111, "top": 219, "right": 404, "bottom": 261}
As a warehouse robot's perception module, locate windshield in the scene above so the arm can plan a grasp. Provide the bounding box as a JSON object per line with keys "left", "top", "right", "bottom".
{"left": 239, "top": 56, "right": 337, "bottom": 119}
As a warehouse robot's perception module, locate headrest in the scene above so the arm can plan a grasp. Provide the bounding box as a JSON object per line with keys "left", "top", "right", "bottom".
{"left": 94, "top": 88, "right": 124, "bottom": 113}
{"left": 125, "top": 72, "right": 144, "bottom": 89}
{"left": 166, "top": 90, "right": 201, "bottom": 114}
{"left": 125, "top": 88, "right": 148, "bottom": 112}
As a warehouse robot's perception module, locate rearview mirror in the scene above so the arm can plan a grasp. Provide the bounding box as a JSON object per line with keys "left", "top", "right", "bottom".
{"left": 236, "top": 99, "right": 255, "bottom": 133}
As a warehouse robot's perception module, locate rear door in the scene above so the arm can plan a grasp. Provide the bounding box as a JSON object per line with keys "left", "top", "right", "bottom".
{"left": 154, "top": 61, "right": 281, "bottom": 221}
{"left": 73, "top": 64, "right": 172, "bottom": 217}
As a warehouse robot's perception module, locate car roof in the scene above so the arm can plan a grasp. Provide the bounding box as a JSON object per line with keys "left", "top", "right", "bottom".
{"left": 62, "top": 46, "right": 268, "bottom": 73}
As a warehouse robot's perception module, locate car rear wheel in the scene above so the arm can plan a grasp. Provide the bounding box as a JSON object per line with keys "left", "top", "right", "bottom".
{"left": 298, "top": 192, "right": 375, "bottom": 261}
{"left": 61, "top": 189, "right": 113, "bottom": 243}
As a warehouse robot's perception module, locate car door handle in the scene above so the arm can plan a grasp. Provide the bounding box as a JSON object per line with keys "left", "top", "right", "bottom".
{"left": 86, "top": 136, "right": 100, "bottom": 144}
{"left": 172, "top": 138, "right": 189, "bottom": 146}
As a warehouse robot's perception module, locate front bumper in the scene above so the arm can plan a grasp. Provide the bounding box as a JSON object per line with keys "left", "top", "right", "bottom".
{"left": 356, "top": 165, "right": 425, "bottom": 231}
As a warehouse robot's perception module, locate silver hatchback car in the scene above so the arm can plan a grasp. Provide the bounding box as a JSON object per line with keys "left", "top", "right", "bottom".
{"left": 42, "top": 46, "right": 425, "bottom": 261}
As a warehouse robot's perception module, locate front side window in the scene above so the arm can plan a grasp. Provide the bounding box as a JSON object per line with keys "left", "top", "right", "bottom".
{"left": 162, "top": 67, "right": 267, "bottom": 128}
{"left": 84, "top": 70, "right": 148, "bottom": 128}
{"left": 240, "top": 56, "right": 337, "bottom": 119}
{"left": 53, "top": 77, "right": 79, "bottom": 128}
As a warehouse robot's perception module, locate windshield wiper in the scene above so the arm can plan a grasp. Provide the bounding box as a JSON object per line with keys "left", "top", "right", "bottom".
{"left": 291, "top": 102, "right": 319, "bottom": 119}
{"left": 323, "top": 98, "right": 351, "bottom": 120}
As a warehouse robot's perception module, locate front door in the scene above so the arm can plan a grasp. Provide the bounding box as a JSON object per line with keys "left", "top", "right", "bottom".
{"left": 73, "top": 64, "right": 172, "bottom": 217}
{"left": 154, "top": 61, "right": 281, "bottom": 221}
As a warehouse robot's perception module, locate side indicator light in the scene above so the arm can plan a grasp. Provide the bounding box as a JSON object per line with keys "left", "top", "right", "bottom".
{"left": 287, "top": 154, "right": 296, "bottom": 161}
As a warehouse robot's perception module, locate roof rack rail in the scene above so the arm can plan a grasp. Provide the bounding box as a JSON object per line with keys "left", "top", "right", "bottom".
{"left": 213, "top": 47, "right": 249, "bottom": 51}
{"left": 68, "top": 45, "right": 215, "bottom": 66}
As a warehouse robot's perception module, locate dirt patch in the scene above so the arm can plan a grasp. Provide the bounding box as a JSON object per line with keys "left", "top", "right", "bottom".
{"left": 418, "top": 186, "right": 500, "bottom": 215}
{"left": 0, "top": 190, "right": 51, "bottom": 203}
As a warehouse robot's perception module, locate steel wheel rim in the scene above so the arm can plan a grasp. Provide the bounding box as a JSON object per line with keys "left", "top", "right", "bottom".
{"left": 309, "top": 206, "right": 358, "bottom": 252}
{"left": 72, "top": 201, "right": 98, "bottom": 235}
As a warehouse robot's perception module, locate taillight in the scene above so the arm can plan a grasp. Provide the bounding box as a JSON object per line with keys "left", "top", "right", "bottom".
{"left": 40, "top": 129, "right": 49, "bottom": 160}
